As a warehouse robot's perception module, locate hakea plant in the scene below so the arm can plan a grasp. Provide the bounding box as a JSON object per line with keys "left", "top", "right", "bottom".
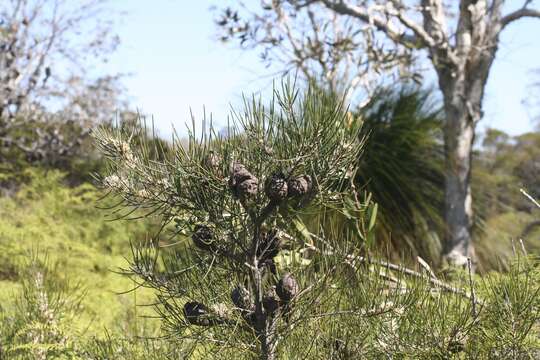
{"left": 94, "top": 84, "right": 540, "bottom": 359}
{"left": 93, "top": 83, "right": 372, "bottom": 359}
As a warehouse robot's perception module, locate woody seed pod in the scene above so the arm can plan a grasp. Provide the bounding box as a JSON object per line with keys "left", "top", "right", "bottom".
{"left": 276, "top": 273, "right": 299, "bottom": 303}
{"left": 265, "top": 173, "right": 288, "bottom": 202}
{"left": 192, "top": 224, "right": 215, "bottom": 251}
{"left": 263, "top": 286, "right": 280, "bottom": 315}
{"left": 237, "top": 177, "right": 258, "bottom": 200}
{"left": 231, "top": 285, "right": 253, "bottom": 312}
{"left": 448, "top": 339, "right": 465, "bottom": 354}
{"left": 183, "top": 301, "right": 212, "bottom": 326}
{"left": 243, "top": 310, "right": 257, "bottom": 327}
{"left": 229, "top": 163, "right": 258, "bottom": 199}
{"left": 287, "top": 175, "right": 312, "bottom": 198}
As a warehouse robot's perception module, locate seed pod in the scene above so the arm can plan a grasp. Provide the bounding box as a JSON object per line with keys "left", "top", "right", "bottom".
{"left": 264, "top": 173, "right": 288, "bottom": 202}
{"left": 183, "top": 301, "right": 212, "bottom": 326}
{"left": 231, "top": 285, "right": 253, "bottom": 312}
{"left": 192, "top": 224, "right": 215, "bottom": 251}
{"left": 448, "top": 339, "right": 465, "bottom": 354}
{"left": 228, "top": 163, "right": 256, "bottom": 198}
{"left": 237, "top": 177, "right": 259, "bottom": 200}
{"left": 243, "top": 310, "right": 257, "bottom": 327}
{"left": 287, "top": 175, "right": 312, "bottom": 198}
{"left": 259, "top": 258, "right": 277, "bottom": 276}
{"left": 276, "top": 273, "right": 299, "bottom": 303}
{"left": 263, "top": 286, "right": 280, "bottom": 315}
{"left": 228, "top": 163, "right": 259, "bottom": 202}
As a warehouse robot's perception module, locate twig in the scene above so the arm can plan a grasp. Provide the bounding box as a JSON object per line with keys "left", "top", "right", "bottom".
{"left": 356, "top": 256, "right": 479, "bottom": 303}
{"left": 519, "top": 239, "right": 528, "bottom": 256}
{"left": 297, "top": 230, "right": 481, "bottom": 303}
{"left": 467, "top": 258, "right": 477, "bottom": 318}
{"left": 306, "top": 306, "right": 395, "bottom": 321}
{"left": 520, "top": 188, "right": 540, "bottom": 209}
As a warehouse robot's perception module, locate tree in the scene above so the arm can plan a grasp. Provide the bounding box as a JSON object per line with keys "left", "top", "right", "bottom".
{"left": 0, "top": 0, "right": 119, "bottom": 119}
{"left": 215, "top": 2, "right": 420, "bottom": 106}
{"left": 216, "top": 0, "right": 540, "bottom": 266}
{"left": 355, "top": 87, "right": 446, "bottom": 264}
{"left": 0, "top": 0, "right": 121, "bottom": 169}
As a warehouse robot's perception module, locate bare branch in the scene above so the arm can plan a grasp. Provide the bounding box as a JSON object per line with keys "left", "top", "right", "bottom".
{"left": 0, "top": 0, "right": 119, "bottom": 120}
{"left": 501, "top": 7, "right": 540, "bottom": 29}
{"left": 418, "top": 0, "right": 448, "bottom": 45}
{"left": 319, "top": 0, "right": 421, "bottom": 46}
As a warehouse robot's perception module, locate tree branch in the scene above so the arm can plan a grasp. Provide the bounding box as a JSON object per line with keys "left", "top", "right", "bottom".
{"left": 501, "top": 7, "right": 540, "bottom": 28}
{"left": 296, "top": 232, "right": 481, "bottom": 303}
{"left": 418, "top": 0, "right": 448, "bottom": 44}
{"left": 319, "top": 0, "right": 420, "bottom": 46}
{"left": 272, "top": 3, "right": 313, "bottom": 80}
{"left": 389, "top": 0, "right": 438, "bottom": 48}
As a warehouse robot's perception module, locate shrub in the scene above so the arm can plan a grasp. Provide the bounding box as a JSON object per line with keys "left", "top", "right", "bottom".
{"left": 94, "top": 83, "right": 540, "bottom": 359}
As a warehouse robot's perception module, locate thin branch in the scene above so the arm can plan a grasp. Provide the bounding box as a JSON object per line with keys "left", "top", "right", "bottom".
{"left": 319, "top": 0, "right": 419, "bottom": 46}
{"left": 520, "top": 188, "right": 540, "bottom": 209}
{"left": 300, "top": 231, "right": 480, "bottom": 302}
{"left": 356, "top": 255, "right": 479, "bottom": 302}
{"left": 467, "top": 258, "right": 477, "bottom": 318}
{"left": 501, "top": 7, "right": 540, "bottom": 28}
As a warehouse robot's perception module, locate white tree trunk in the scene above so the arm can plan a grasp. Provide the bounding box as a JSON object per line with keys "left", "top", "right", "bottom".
{"left": 313, "top": 0, "right": 540, "bottom": 266}
{"left": 437, "top": 56, "right": 491, "bottom": 266}
{"left": 441, "top": 87, "right": 476, "bottom": 266}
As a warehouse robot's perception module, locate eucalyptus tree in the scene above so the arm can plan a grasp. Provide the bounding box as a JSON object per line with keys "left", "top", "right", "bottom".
{"left": 0, "top": 0, "right": 122, "bottom": 167}
{"left": 216, "top": 0, "right": 540, "bottom": 266}
{"left": 0, "top": 0, "right": 119, "bottom": 120}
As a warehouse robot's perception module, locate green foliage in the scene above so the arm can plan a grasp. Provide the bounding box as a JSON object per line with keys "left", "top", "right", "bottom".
{"left": 94, "top": 83, "right": 540, "bottom": 359}
{"left": 0, "top": 85, "right": 537, "bottom": 359}
{"left": 0, "top": 255, "right": 82, "bottom": 359}
{"left": 474, "top": 257, "right": 540, "bottom": 358}
{"left": 473, "top": 129, "right": 540, "bottom": 269}
{"left": 3, "top": 249, "right": 539, "bottom": 359}
{"left": 354, "top": 87, "right": 445, "bottom": 264}
{"left": 0, "top": 117, "right": 103, "bottom": 196}
{"left": 0, "top": 168, "right": 160, "bottom": 336}
{"left": 0, "top": 253, "right": 187, "bottom": 359}
{"left": 94, "top": 82, "right": 366, "bottom": 359}
{"left": 81, "top": 335, "right": 191, "bottom": 359}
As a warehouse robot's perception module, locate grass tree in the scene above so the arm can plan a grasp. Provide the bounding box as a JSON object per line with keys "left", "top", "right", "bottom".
{"left": 355, "top": 87, "right": 446, "bottom": 264}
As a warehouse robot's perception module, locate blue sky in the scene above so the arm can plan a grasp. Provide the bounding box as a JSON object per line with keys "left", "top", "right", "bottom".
{"left": 103, "top": 0, "right": 540, "bottom": 138}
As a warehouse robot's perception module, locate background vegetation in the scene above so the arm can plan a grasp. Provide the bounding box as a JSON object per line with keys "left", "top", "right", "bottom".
{"left": 0, "top": 0, "right": 539, "bottom": 358}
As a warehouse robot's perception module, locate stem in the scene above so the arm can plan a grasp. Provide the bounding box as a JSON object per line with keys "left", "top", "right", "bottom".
{"left": 250, "top": 220, "right": 278, "bottom": 360}
{"left": 299, "top": 233, "right": 482, "bottom": 304}
{"left": 255, "top": 201, "right": 277, "bottom": 227}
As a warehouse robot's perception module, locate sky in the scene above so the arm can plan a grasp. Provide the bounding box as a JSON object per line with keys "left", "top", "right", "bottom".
{"left": 102, "top": 0, "right": 540, "bottom": 139}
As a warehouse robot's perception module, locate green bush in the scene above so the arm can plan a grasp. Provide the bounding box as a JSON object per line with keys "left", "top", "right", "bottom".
{"left": 0, "top": 168, "right": 161, "bottom": 336}
{"left": 0, "top": 255, "right": 82, "bottom": 359}
{"left": 92, "top": 83, "right": 540, "bottom": 359}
